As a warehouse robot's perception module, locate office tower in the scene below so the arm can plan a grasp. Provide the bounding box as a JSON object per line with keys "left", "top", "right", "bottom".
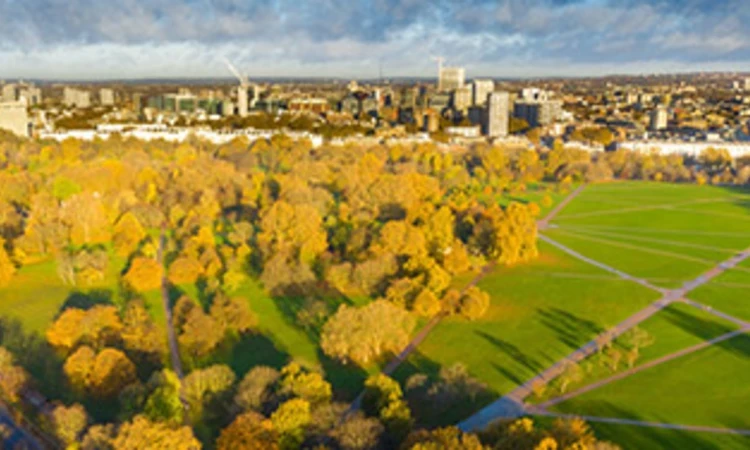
{"left": 472, "top": 79, "right": 494, "bottom": 106}
{"left": 0, "top": 100, "right": 30, "bottom": 137}
{"left": 439, "top": 67, "right": 465, "bottom": 92}
{"left": 650, "top": 106, "right": 669, "bottom": 131}
{"left": 453, "top": 86, "right": 472, "bottom": 112}
{"left": 483, "top": 91, "right": 509, "bottom": 138}
{"left": 100, "top": 88, "right": 115, "bottom": 106}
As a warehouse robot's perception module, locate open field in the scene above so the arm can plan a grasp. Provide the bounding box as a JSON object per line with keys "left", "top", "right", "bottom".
{"left": 455, "top": 181, "right": 750, "bottom": 448}
{"left": 550, "top": 335, "right": 750, "bottom": 445}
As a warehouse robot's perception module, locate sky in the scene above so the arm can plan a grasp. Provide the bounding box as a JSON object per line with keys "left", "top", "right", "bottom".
{"left": 1, "top": 0, "right": 750, "bottom": 80}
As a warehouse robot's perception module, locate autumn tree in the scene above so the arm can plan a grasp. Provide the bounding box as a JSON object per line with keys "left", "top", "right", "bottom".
{"left": 457, "top": 286, "right": 491, "bottom": 320}
{"left": 167, "top": 256, "right": 204, "bottom": 285}
{"left": 402, "top": 426, "right": 484, "bottom": 450}
{"left": 321, "top": 299, "right": 415, "bottom": 365}
{"left": 124, "top": 257, "right": 163, "bottom": 292}
{"left": 271, "top": 398, "right": 312, "bottom": 450}
{"left": 234, "top": 366, "right": 281, "bottom": 414}
{"left": 0, "top": 347, "right": 28, "bottom": 402}
{"left": 113, "top": 212, "right": 147, "bottom": 257}
{"left": 182, "top": 364, "right": 236, "bottom": 423}
{"left": 0, "top": 239, "right": 15, "bottom": 286}
{"left": 216, "top": 411, "right": 279, "bottom": 450}
{"left": 47, "top": 305, "right": 123, "bottom": 353}
{"left": 112, "top": 415, "right": 201, "bottom": 450}
{"left": 51, "top": 403, "right": 88, "bottom": 448}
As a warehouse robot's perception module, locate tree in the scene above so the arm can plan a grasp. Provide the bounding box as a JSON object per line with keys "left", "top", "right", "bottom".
{"left": 167, "top": 256, "right": 204, "bottom": 285}
{"left": 209, "top": 295, "right": 257, "bottom": 335}
{"left": 112, "top": 415, "right": 201, "bottom": 450}
{"left": 321, "top": 299, "right": 416, "bottom": 365}
{"left": 457, "top": 287, "right": 490, "bottom": 320}
{"left": 182, "top": 364, "right": 236, "bottom": 423}
{"left": 51, "top": 403, "right": 88, "bottom": 448}
{"left": 0, "top": 239, "right": 15, "bottom": 287}
{"left": 174, "top": 297, "right": 224, "bottom": 361}
{"left": 216, "top": 411, "right": 279, "bottom": 450}
{"left": 412, "top": 289, "right": 442, "bottom": 318}
{"left": 124, "top": 257, "right": 163, "bottom": 292}
{"left": 0, "top": 347, "right": 28, "bottom": 402}
{"left": 113, "top": 213, "right": 147, "bottom": 257}
{"left": 144, "top": 370, "right": 184, "bottom": 425}
{"left": 278, "top": 362, "right": 332, "bottom": 406}
{"left": 330, "top": 413, "right": 384, "bottom": 450}
{"left": 121, "top": 300, "right": 165, "bottom": 366}
{"left": 270, "top": 398, "right": 311, "bottom": 450}
{"left": 362, "top": 374, "right": 413, "bottom": 443}
{"left": 90, "top": 348, "right": 138, "bottom": 398}
{"left": 47, "top": 305, "right": 123, "bottom": 353}
{"left": 402, "top": 426, "right": 484, "bottom": 450}
{"left": 234, "top": 366, "right": 281, "bottom": 414}
{"left": 558, "top": 361, "right": 583, "bottom": 393}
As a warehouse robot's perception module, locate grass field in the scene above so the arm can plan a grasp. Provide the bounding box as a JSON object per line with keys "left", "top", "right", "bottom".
{"left": 550, "top": 334, "right": 750, "bottom": 446}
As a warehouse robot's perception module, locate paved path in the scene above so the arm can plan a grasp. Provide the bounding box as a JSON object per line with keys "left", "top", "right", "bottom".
{"left": 537, "top": 184, "right": 587, "bottom": 230}
{"left": 534, "top": 326, "right": 750, "bottom": 410}
{"left": 531, "top": 411, "right": 750, "bottom": 437}
{"left": 158, "top": 227, "right": 185, "bottom": 380}
{"left": 539, "top": 234, "right": 665, "bottom": 293}
{"left": 0, "top": 407, "right": 42, "bottom": 450}
{"left": 458, "top": 243, "right": 750, "bottom": 432}
{"left": 679, "top": 298, "right": 750, "bottom": 328}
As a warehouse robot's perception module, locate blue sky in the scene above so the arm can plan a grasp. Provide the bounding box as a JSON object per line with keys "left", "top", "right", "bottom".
{"left": 1, "top": 0, "right": 749, "bottom": 79}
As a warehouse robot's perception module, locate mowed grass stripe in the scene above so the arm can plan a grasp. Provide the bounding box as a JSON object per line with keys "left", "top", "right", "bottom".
{"left": 550, "top": 334, "right": 750, "bottom": 430}
{"left": 544, "top": 229, "right": 712, "bottom": 288}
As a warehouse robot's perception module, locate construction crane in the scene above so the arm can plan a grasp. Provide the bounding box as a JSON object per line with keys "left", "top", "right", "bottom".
{"left": 431, "top": 55, "right": 445, "bottom": 91}
{"left": 224, "top": 58, "right": 249, "bottom": 117}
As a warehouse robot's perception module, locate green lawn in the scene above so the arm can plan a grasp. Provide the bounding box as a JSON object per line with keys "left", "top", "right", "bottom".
{"left": 530, "top": 302, "right": 739, "bottom": 403}
{"left": 394, "top": 239, "right": 659, "bottom": 423}
{"left": 0, "top": 256, "right": 126, "bottom": 333}
{"left": 551, "top": 334, "right": 750, "bottom": 431}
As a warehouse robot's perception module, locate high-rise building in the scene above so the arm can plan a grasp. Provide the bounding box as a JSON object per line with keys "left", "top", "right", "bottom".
{"left": 472, "top": 79, "right": 494, "bottom": 106}
{"left": 0, "top": 100, "right": 31, "bottom": 137}
{"left": 439, "top": 67, "right": 465, "bottom": 92}
{"left": 237, "top": 85, "right": 248, "bottom": 117}
{"left": 2, "top": 84, "right": 18, "bottom": 102}
{"left": 100, "top": 88, "right": 115, "bottom": 106}
{"left": 453, "top": 86, "right": 472, "bottom": 112}
{"left": 744, "top": 77, "right": 750, "bottom": 91}
{"left": 650, "top": 106, "right": 669, "bottom": 131}
{"left": 483, "top": 92, "right": 509, "bottom": 138}
{"left": 63, "top": 87, "right": 91, "bottom": 108}
{"left": 513, "top": 100, "right": 561, "bottom": 128}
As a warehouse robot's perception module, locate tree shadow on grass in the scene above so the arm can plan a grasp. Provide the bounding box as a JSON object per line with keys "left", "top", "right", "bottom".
{"left": 59, "top": 289, "right": 114, "bottom": 313}
{"left": 662, "top": 306, "right": 735, "bottom": 341}
{"left": 476, "top": 331, "right": 546, "bottom": 373}
{"left": 214, "top": 332, "right": 291, "bottom": 377}
{"left": 536, "top": 307, "right": 603, "bottom": 349}
{"left": 0, "top": 317, "right": 65, "bottom": 400}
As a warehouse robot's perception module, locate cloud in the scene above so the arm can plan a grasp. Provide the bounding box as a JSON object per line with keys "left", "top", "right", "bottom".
{"left": 0, "top": 0, "right": 749, "bottom": 78}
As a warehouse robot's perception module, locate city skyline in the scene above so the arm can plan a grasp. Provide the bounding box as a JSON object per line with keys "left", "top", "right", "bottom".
{"left": 2, "top": 0, "right": 750, "bottom": 80}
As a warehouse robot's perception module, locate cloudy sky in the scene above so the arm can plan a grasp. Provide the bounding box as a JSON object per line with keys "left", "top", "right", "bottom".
{"left": 1, "top": 0, "right": 749, "bottom": 80}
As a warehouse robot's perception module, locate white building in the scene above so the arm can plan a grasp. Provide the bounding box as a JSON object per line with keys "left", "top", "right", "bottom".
{"left": 650, "top": 106, "right": 669, "bottom": 131}
{"left": 63, "top": 87, "right": 91, "bottom": 108}
{"left": 472, "top": 79, "right": 494, "bottom": 106}
{"left": 618, "top": 140, "right": 750, "bottom": 158}
{"left": 100, "top": 88, "right": 115, "bottom": 106}
{"left": 483, "top": 92, "right": 509, "bottom": 138}
{"left": 453, "top": 86, "right": 472, "bottom": 112}
{"left": 0, "top": 100, "right": 31, "bottom": 137}
{"left": 439, "top": 67, "right": 465, "bottom": 92}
